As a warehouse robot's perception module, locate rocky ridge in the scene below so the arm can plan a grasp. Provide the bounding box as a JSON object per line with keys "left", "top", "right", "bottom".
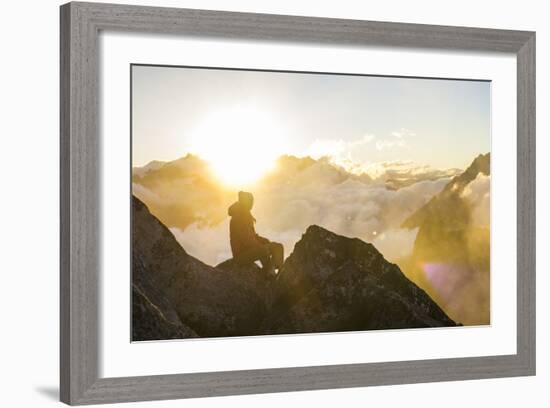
{"left": 132, "top": 195, "right": 457, "bottom": 341}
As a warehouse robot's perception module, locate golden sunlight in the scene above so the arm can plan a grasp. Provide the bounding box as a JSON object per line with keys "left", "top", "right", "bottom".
{"left": 189, "top": 106, "right": 286, "bottom": 187}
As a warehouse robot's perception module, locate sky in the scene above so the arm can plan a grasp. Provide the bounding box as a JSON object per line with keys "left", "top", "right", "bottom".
{"left": 132, "top": 64, "right": 490, "bottom": 171}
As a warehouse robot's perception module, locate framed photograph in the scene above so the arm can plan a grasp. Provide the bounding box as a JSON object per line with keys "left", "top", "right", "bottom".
{"left": 60, "top": 2, "right": 535, "bottom": 405}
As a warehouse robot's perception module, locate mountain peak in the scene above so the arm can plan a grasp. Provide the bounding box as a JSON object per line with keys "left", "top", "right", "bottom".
{"left": 270, "top": 223, "right": 455, "bottom": 333}
{"left": 288, "top": 224, "right": 381, "bottom": 276}
{"left": 402, "top": 152, "right": 490, "bottom": 229}
{"left": 399, "top": 153, "right": 490, "bottom": 325}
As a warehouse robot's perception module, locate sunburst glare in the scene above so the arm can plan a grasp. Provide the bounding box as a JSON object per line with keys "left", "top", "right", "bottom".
{"left": 188, "top": 106, "right": 286, "bottom": 188}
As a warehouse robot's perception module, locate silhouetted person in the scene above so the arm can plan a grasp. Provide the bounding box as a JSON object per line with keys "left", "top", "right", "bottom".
{"left": 228, "top": 191, "right": 284, "bottom": 276}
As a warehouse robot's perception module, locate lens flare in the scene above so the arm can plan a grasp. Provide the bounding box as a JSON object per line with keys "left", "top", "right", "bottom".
{"left": 188, "top": 106, "right": 287, "bottom": 188}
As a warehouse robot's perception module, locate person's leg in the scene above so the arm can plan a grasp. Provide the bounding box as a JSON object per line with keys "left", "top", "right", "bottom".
{"left": 235, "top": 245, "right": 272, "bottom": 271}
{"left": 254, "top": 244, "right": 275, "bottom": 276}
{"left": 253, "top": 245, "right": 272, "bottom": 272}
{"left": 269, "top": 242, "right": 284, "bottom": 270}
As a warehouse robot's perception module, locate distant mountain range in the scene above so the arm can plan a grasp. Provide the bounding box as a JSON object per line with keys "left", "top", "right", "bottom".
{"left": 132, "top": 154, "right": 461, "bottom": 231}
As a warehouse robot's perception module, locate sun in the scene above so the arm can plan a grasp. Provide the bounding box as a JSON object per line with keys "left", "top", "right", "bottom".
{"left": 188, "top": 106, "right": 286, "bottom": 187}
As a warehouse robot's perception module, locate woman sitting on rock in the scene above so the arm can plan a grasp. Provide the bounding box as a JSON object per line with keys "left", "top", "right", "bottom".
{"left": 227, "top": 191, "right": 284, "bottom": 276}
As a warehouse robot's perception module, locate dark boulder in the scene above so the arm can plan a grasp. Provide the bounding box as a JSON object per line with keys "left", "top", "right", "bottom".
{"left": 265, "top": 225, "right": 456, "bottom": 333}
{"left": 132, "top": 283, "right": 198, "bottom": 341}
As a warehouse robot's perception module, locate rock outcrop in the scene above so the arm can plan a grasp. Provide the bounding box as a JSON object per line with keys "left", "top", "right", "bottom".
{"left": 266, "top": 225, "right": 455, "bottom": 334}
{"left": 133, "top": 196, "right": 271, "bottom": 339}
{"left": 132, "top": 283, "right": 198, "bottom": 341}
{"left": 132, "top": 196, "right": 457, "bottom": 341}
{"left": 402, "top": 153, "right": 490, "bottom": 230}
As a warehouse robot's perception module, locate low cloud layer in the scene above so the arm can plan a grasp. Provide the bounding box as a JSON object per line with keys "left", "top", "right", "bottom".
{"left": 306, "top": 134, "right": 375, "bottom": 160}
{"left": 149, "top": 156, "right": 451, "bottom": 265}
{"left": 372, "top": 228, "right": 419, "bottom": 261}
{"left": 170, "top": 221, "right": 232, "bottom": 266}
{"left": 304, "top": 128, "right": 460, "bottom": 188}
{"left": 461, "top": 173, "right": 490, "bottom": 227}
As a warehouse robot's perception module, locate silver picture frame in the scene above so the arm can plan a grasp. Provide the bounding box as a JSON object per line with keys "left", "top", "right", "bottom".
{"left": 60, "top": 2, "right": 536, "bottom": 405}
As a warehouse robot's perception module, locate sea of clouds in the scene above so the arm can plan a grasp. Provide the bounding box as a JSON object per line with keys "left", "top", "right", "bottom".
{"left": 461, "top": 173, "right": 491, "bottom": 227}
{"left": 155, "top": 158, "right": 451, "bottom": 266}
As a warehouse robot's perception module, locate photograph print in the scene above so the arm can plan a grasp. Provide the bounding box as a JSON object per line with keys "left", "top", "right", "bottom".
{"left": 131, "top": 64, "right": 490, "bottom": 341}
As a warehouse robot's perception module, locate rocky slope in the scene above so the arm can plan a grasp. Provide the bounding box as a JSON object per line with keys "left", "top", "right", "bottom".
{"left": 401, "top": 153, "right": 490, "bottom": 325}
{"left": 402, "top": 153, "right": 490, "bottom": 230}
{"left": 132, "top": 282, "right": 198, "bottom": 341}
{"left": 268, "top": 225, "right": 455, "bottom": 334}
{"left": 133, "top": 196, "right": 271, "bottom": 338}
{"left": 132, "top": 196, "right": 457, "bottom": 341}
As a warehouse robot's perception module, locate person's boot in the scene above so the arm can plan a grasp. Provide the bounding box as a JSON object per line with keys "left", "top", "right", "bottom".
{"left": 270, "top": 242, "right": 284, "bottom": 270}
{"left": 261, "top": 259, "right": 276, "bottom": 278}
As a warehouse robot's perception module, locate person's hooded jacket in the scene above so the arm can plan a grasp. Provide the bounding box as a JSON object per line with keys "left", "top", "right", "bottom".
{"left": 227, "top": 201, "right": 269, "bottom": 258}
